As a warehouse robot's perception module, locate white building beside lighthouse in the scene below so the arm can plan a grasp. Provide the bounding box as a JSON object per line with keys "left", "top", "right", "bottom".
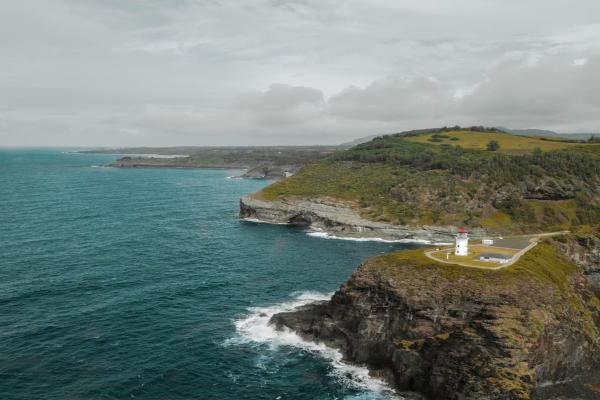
{"left": 455, "top": 227, "right": 469, "bottom": 256}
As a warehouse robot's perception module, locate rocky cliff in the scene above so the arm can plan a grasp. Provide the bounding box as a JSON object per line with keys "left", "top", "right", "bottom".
{"left": 551, "top": 227, "right": 600, "bottom": 297}
{"left": 270, "top": 243, "right": 600, "bottom": 399}
{"left": 240, "top": 195, "right": 486, "bottom": 243}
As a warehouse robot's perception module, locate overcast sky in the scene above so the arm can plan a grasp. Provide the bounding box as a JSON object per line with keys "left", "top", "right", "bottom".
{"left": 2, "top": 0, "right": 600, "bottom": 146}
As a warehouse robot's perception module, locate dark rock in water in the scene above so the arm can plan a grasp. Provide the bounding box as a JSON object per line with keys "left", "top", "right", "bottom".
{"left": 270, "top": 243, "right": 600, "bottom": 399}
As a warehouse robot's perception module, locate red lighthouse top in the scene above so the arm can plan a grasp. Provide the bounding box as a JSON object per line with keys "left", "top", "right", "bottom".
{"left": 458, "top": 227, "right": 467, "bottom": 234}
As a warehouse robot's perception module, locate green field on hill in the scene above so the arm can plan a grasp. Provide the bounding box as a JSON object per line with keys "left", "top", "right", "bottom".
{"left": 403, "top": 129, "right": 583, "bottom": 153}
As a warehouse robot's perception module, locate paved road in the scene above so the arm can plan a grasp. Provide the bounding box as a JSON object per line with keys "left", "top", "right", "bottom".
{"left": 424, "top": 230, "right": 568, "bottom": 270}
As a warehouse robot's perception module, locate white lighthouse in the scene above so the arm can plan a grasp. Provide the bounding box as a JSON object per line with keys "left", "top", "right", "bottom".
{"left": 455, "top": 227, "right": 469, "bottom": 256}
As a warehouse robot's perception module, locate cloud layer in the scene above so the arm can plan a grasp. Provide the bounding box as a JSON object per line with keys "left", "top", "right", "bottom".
{"left": 2, "top": 0, "right": 600, "bottom": 146}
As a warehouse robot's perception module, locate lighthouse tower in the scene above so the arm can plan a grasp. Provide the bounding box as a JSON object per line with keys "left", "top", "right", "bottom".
{"left": 455, "top": 227, "right": 469, "bottom": 256}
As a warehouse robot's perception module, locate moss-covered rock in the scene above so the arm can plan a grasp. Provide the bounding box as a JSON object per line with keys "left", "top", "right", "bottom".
{"left": 271, "top": 242, "right": 600, "bottom": 399}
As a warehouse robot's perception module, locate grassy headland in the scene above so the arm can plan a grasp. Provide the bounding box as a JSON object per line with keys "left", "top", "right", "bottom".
{"left": 254, "top": 127, "right": 600, "bottom": 233}
{"left": 260, "top": 128, "right": 600, "bottom": 398}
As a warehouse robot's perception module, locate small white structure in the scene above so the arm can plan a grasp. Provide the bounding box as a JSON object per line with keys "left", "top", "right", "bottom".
{"left": 482, "top": 238, "right": 494, "bottom": 245}
{"left": 455, "top": 227, "right": 469, "bottom": 256}
{"left": 479, "top": 253, "right": 511, "bottom": 264}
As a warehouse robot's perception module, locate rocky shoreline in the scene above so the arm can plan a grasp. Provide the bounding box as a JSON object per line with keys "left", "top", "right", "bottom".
{"left": 84, "top": 145, "right": 339, "bottom": 179}
{"left": 109, "top": 157, "right": 295, "bottom": 179}
{"left": 269, "top": 244, "right": 600, "bottom": 399}
{"left": 240, "top": 195, "right": 486, "bottom": 243}
{"left": 238, "top": 195, "right": 600, "bottom": 399}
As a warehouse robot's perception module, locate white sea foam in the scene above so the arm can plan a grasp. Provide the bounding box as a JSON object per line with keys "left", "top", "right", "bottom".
{"left": 120, "top": 153, "right": 189, "bottom": 158}
{"left": 241, "top": 217, "right": 288, "bottom": 225}
{"left": 65, "top": 151, "right": 188, "bottom": 158}
{"left": 242, "top": 217, "right": 444, "bottom": 247}
{"left": 230, "top": 291, "right": 401, "bottom": 399}
{"left": 307, "top": 231, "right": 430, "bottom": 245}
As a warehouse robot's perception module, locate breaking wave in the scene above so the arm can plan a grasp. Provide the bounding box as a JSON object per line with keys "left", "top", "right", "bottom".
{"left": 241, "top": 217, "right": 288, "bottom": 225}
{"left": 307, "top": 231, "right": 430, "bottom": 245}
{"left": 229, "top": 291, "right": 402, "bottom": 399}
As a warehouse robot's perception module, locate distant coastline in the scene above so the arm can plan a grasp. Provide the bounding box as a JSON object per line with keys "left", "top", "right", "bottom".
{"left": 81, "top": 146, "right": 338, "bottom": 179}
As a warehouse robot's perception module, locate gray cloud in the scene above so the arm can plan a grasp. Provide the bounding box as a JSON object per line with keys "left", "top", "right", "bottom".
{"left": 2, "top": 0, "right": 600, "bottom": 146}
{"left": 234, "top": 84, "right": 324, "bottom": 126}
{"left": 328, "top": 78, "right": 455, "bottom": 121}
{"left": 321, "top": 54, "right": 600, "bottom": 130}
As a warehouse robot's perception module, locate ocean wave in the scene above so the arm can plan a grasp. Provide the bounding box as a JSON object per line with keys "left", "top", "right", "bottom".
{"left": 241, "top": 217, "right": 288, "bottom": 225}
{"left": 306, "top": 231, "right": 430, "bottom": 245}
{"left": 119, "top": 153, "right": 189, "bottom": 158}
{"left": 229, "top": 291, "right": 401, "bottom": 399}
{"left": 241, "top": 219, "right": 448, "bottom": 247}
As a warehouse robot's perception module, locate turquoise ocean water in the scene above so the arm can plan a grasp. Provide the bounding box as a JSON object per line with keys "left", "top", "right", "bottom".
{"left": 0, "top": 149, "right": 420, "bottom": 400}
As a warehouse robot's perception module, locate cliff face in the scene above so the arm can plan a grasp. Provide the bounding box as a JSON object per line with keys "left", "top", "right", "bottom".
{"left": 551, "top": 228, "right": 600, "bottom": 297}
{"left": 240, "top": 195, "right": 486, "bottom": 243}
{"left": 271, "top": 243, "right": 600, "bottom": 399}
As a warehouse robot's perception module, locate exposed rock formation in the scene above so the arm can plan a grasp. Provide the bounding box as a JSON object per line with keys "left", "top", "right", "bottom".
{"left": 240, "top": 195, "right": 486, "bottom": 243}
{"left": 237, "top": 164, "right": 298, "bottom": 179}
{"left": 271, "top": 243, "right": 600, "bottom": 399}
{"left": 551, "top": 227, "right": 600, "bottom": 297}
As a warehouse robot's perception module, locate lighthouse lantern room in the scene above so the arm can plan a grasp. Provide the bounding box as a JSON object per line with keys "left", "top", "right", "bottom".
{"left": 455, "top": 227, "right": 469, "bottom": 256}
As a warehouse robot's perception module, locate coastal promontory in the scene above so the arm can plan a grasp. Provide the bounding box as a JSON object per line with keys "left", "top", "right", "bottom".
{"left": 271, "top": 241, "right": 600, "bottom": 399}
{"left": 240, "top": 127, "right": 600, "bottom": 398}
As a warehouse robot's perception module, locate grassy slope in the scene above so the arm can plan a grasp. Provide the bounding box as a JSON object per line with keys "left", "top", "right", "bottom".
{"left": 404, "top": 130, "right": 581, "bottom": 153}
{"left": 254, "top": 128, "right": 600, "bottom": 233}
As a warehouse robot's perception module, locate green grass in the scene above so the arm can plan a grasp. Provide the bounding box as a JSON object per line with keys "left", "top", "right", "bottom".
{"left": 404, "top": 130, "right": 593, "bottom": 154}
{"left": 428, "top": 245, "right": 519, "bottom": 269}
{"left": 257, "top": 161, "right": 398, "bottom": 202}
{"left": 195, "top": 158, "right": 220, "bottom": 165}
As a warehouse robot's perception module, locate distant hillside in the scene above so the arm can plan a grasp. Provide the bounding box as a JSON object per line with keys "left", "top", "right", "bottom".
{"left": 339, "top": 134, "right": 381, "bottom": 147}
{"left": 343, "top": 126, "right": 598, "bottom": 146}
{"left": 253, "top": 126, "right": 600, "bottom": 233}
{"left": 498, "top": 126, "right": 596, "bottom": 140}
{"left": 83, "top": 146, "right": 338, "bottom": 178}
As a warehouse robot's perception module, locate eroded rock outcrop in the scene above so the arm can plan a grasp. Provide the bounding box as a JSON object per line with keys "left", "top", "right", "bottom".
{"left": 551, "top": 227, "right": 600, "bottom": 297}
{"left": 271, "top": 243, "right": 600, "bottom": 399}
{"left": 240, "top": 195, "right": 485, "bottom": 243}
